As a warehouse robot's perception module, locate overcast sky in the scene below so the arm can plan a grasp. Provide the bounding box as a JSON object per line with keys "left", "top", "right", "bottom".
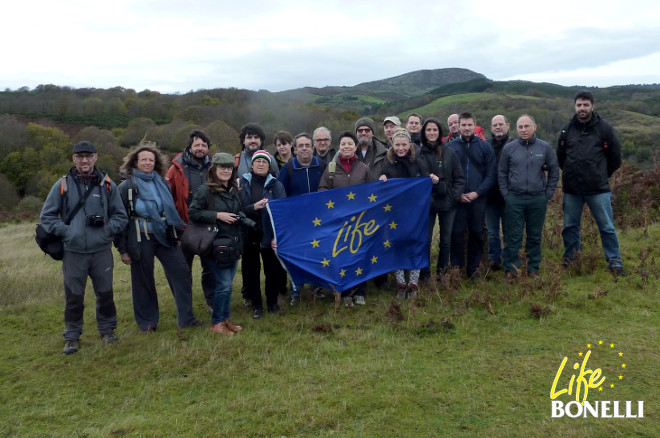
{"left": 3, "top": 0, "right": 658, "bottom": 94}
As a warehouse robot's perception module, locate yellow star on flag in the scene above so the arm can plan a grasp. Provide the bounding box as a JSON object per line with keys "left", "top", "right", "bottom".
{"left": 610, "top": 343, "right": 615, "bottom": 348}
{"left": 347, "top": 192, "right": 355, "bottom": 200}
{"left": 368, "top": 194, "right": 377, "bottom": 202}
{"left": 339, "top": 269, "right": 346, "bottom": 277}
{"left": 610, "top": 383, "right": 615, "bottom": 388}
{"left": 355, "top": 267, "right": 363, "bottom": 275}
{"left": 383, "top": 240, "right": 391, "bottom": 248}
{"left": 578, "top": 352, "right": 583, "bottom": 357}
{"left": 618, "top": 375, "right": 623, "bottom": 380}
{"left": 321, "top": 258, "right": 330, "bottom": 267}
{"left": 587, "top": 344, "right": 591, "bottom": 348}
{"left": 389, "top": 221, "right": 397, "bottom": 230}
{"left": 598, "top": 340, "right": 603, "bottom": 345}
{"left": 598, "top": 387, "right": 603, "bottom": 391}
{"left": 622, "top": 363, "right": 626, "bottom": 368}
{"left": 383, "top": 204, "right": 392, "bottom": 212}
{"left": 326, "top": 200, "right": 335, "bottom": 209}
{"left": 313, "top": 217, "right": 322, "bottom": 226}
{"left": 310, "top": 239, "right": 320, "bottom": 248}
{"left": 619, "top": 352, "right": 623, "bottom": 357}
{"left": 371, "top": 256, "right": 378, "bottom": 264}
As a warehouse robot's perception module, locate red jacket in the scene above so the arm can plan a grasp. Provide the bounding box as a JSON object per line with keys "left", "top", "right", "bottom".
{"left": 166, "top": 150, "right": 212, "bottom": 223}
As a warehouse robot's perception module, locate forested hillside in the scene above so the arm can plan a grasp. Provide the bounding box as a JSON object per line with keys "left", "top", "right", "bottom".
{"left": 1, "top": 69, "right": 659, "bottom": 219}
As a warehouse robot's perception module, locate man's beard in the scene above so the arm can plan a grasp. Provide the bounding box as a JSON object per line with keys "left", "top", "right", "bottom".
{"left": 358, "top": 137, "right": 370, "bottom": 147}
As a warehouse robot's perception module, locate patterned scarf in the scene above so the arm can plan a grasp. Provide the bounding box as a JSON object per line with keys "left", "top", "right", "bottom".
{"left": 133, "top": 169, "right": 184, "bottom": 246}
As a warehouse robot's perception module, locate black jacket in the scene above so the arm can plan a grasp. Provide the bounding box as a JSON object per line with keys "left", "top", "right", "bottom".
{"left": 418, "top": 143, "right": 465, "bottom": 212}
{"left": 557, "top": 112, "right": 622, "bottom": 195}
{"left": 380, "top": 147, "right": 429, "bottom": 179}
{"left": 188, "top": 183, "right": 243, "bottom": 251}
{"left": 487, "top": 134, "right": 511, "bottom": 206}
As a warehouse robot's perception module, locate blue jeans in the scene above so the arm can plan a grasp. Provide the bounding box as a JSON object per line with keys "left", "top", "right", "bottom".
{"left": 485, "top": 203, "right": 505, "bottom": 265}
{"left": 204, "top": 257, "right": 238, "bottom": 324}
{"left": 562, "top": 192, "right": 622, "bottom": 267}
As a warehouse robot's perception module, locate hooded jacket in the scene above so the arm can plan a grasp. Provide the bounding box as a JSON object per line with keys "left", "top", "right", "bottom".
{"left": 556, "top": 112, "right": 622, "bottom": 195}
{"left": 40, "top": 167, "right": 127, "bottom": 254}
{"left": 166, "top": 149, "right": 212, "bottom": 223}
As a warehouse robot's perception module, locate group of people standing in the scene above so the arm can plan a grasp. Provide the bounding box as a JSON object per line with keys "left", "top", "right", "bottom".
{"left": 40, "top": 90, "right": 625, "bottom": 354}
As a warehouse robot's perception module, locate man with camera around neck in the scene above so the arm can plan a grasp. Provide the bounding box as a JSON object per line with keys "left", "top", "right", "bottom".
{"left": 40, "top": 141, "right": 128, "bottom": 355}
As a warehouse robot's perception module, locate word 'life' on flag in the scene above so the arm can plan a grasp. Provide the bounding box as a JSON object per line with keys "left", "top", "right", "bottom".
{"left": 267, "top": 177, "right": 431, "bottom": 292}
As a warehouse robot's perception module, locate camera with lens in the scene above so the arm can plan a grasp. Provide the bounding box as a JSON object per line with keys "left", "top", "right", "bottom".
{"left": 87, "top": 215, "right": 105, "bottom": 227}
{"left": 236, "top": 211, "right": 257, "bottom": 229}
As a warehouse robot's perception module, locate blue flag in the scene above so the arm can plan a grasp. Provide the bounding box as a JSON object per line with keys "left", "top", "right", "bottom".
{"left": 267, "top": 177, "right": 431, "bottom": 292}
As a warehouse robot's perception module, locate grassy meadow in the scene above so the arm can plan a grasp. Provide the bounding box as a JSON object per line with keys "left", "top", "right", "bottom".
{"left": 0, "top": 214, "right": 658, "bottom": 437}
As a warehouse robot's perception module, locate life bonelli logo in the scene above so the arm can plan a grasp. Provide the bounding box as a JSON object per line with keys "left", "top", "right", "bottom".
{"left": 550, "top": 339, "right": 644, "bottom": 418}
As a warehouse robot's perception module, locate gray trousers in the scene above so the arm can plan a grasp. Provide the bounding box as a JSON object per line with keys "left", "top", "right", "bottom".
{"left": 62, "top": 248, "right": 117, "bottom": 341}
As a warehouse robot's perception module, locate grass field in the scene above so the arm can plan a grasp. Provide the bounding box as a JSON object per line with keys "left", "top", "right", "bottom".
{"left": 0, "top": 219, "right": 658, "bottom": 437}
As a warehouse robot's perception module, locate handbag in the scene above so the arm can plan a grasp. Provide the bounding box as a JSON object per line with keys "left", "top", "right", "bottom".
{"left": 35, "top": 180, "right": 94, "bottom": 261}
{"left": 180, "top": 222, "right": 219, "bottom": 256}
{"left": 211, "top": 235, "right": 241, "bottom": 268}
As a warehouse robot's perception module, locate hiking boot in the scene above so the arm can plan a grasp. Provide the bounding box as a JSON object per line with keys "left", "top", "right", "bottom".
{"left": 561, "top": 257, "right": 572, "bottom": 268}
{"left": 187, "top": 319, "right": 205, "bottom": 328}
{"left": 343, "top": 296, "right": 354, "bottom": 308}
{"left": 610, "top": 266, "right": 627, "bottom": 277}
{"left": 252, "top": 308, "right": 263, "bottom": 319}
{"left": 289, "top": 296, "right": 300, "bottom": 306}
{"left": 528, "top": 271, "right": 540, "bottom": 279}
{"left": 407, "top": 283, "right": 418, "bottom": 300}
{"left": 101, "top": 331, "right": 119, "bottom": 345}
{"left": 63, "top": 340, "right": 80, "bottom": 355}
{"left": 488, "top": 260, "right": 502, "bottom": 271}
{"left": 354, "top": 296, "right": 366, "bottom": 306}
{"left": 396, "top": 283, "right": 407, "bottom": 300}
{"left": 210, "top": 322, "right": 234, "bottom": 336}
{"left": 224, "top": 319, "right": 243, "bottom": 332}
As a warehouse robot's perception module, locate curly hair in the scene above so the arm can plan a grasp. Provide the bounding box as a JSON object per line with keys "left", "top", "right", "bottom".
{"left": 119, "top": 141, "right": 168, "bottom": 176}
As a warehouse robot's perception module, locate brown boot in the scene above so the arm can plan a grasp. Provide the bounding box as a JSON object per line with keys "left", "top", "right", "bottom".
{"left": 210, "top": 322, "right": 234, "bottom": 336}
{"left": 224, "top": 319, "right": 243, "bottom": 333}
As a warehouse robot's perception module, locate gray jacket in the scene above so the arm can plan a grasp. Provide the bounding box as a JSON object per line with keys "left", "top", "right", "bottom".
{"left": 498, "top": 136, "right": 559, "bottom": 199}
{"left": 40, "top": 168, "right": 128, "bottom": 253}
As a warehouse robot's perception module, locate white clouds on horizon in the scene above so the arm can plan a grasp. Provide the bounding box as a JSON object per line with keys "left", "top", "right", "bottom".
{"left": 2, "top": 0, "right": 658, "bottom": 93}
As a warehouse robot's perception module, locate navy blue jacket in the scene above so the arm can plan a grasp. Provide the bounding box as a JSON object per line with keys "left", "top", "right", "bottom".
{"left": 239, "top": 173, "right": 286, "bottom": 248}
{"left": 447, "top": 134, "right": 497, "bottom": 198}
{"left": 277, "top": 156, "right": 327, "bottom": 196}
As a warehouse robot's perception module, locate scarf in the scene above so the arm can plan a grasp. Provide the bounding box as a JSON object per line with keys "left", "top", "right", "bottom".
{"left": 133, "top": 169, "right": 184, "bottom": 247}
{"left": 339, "top": 155, "right": 356, "bottom": 174}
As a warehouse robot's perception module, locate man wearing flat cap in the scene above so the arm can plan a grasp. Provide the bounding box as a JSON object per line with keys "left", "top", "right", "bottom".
{"left": 40, "top": 141, "right": 128, "bottom": 355}
{"left": 383, "top": 116, "right": 401, "bottom": 148}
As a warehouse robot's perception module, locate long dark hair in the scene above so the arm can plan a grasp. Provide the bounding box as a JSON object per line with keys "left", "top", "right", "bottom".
{"left": 207, "top": 164, "right": 238, "bottom": 193}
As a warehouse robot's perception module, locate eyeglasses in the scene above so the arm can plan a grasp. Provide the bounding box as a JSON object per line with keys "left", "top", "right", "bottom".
{"left": 315, "top": 138, "right": 330, "bottom": 143}
{"left": 356, "top": 129, "right": 371, "bottom": 134}
{"left": 73, "top": 154, "right": 95, "bottom": 161}
{"left": 296, "top": 143, "right": 313, "bottom": 149}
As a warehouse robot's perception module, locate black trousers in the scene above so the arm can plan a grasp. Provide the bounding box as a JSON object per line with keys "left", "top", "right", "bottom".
{"left": 241, "top": 242, "right": 287, "bottom": 311}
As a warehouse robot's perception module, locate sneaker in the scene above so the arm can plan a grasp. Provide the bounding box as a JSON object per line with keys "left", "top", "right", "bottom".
{"left": 289, "top": 296, "right": 300, "bottom": 306}
{"left": 210, "top": 322, "right": 234, "bottom": 336}
{"left": 243, "top": 298, "right": 252, "bottom": 308}
{"left": 343, "top": 296, "right": 354, "bottom": 308}
{"left": 252, "top": 308, "right": 263, "bottom": 319}
{"left": 407, "top": 283, "right": 418, "bottom": 300}
{"left": 101, "top": 331, "right": 119, "bottom": 345}
{"left": 610, "top": 266, "right": 627, "bottom": 277}
{"left": 396, "top": 283, "right": 407, "bottom": 300}
{"left": 354, "top": 296, "right": 366, "bottom": 306}
{"left": 63, "top": 340, "right": 80, "bottom": 355}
